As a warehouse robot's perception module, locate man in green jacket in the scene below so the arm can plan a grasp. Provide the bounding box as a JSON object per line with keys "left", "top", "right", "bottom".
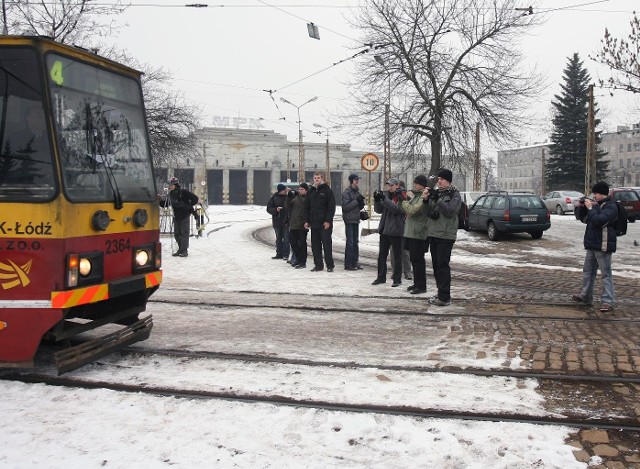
{"left": 401, "top": 175, "right": 430, "bottom": 294}
{"left": 423, "top": 169, "right": 461, "bottom": 306}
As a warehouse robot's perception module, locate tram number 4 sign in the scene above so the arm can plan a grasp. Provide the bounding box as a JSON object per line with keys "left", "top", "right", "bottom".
{"left": 361, "top": 153, "right": 379, "bottom": 172}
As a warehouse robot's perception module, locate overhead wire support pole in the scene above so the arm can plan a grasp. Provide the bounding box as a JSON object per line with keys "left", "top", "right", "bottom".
{"left": 585, "top": 84, "right": 596, "bottom": 195}
{"left": 280, "top": 96, "right": 318, "bottom": 182}
{"left": 473, "top": 122, "right": 481, "bottom": 191}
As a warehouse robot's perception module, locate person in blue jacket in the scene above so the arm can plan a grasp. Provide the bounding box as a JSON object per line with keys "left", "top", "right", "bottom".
{"left": 572, "top": 181, "right": 618, "bottom": 313}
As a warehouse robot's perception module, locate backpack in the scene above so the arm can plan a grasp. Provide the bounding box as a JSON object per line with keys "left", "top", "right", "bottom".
{"left": 609, "top": 200, "right": 628, "bottom": 237}
{"left": 458, "top": 201, "right": 469, "bottom": 230}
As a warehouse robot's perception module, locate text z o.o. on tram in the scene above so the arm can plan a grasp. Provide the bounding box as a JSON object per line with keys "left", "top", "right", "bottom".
{"left": 0, "top": 36, "right": 162, "bottom": 373}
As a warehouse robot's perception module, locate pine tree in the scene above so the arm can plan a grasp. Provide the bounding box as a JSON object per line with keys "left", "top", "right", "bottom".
{"left": 546, "top": 53, "right": 608, "bottom": 193}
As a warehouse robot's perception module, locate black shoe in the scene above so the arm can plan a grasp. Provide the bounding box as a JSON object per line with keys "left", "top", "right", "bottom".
{"left": 391, "top": 281, "right": 401, "bottom": 287}
{"left": 327, "top": 267, "right": 334, "bottom": 272}
{"left": 410, "top": 288, "right": 427, "bottom": 295}
{"left": 291, "top": 263, "right": 298, "bottom": 268}
{"left": 178, "top": 252, "right": 188, "bottom": 257}
{"left": 344, "top": 266, "right": 358, "bottom": 271}
{"left": 295, "top": 264, "right": 306, "bottom": 269}
{"left": 356, "top": 264, "right": 364, "bottom": 270}
{"left": 404, "top": 273, "right": 413, "bottom": 280}
{"left": 172, "top": 252, "right": 181, "bottom": 257}
{"left": 371, "top": 279, "right": 386, "bottom": 285}
{"left": 272, "top": 255, "right": 281, "bottom": 259}
{"left": 406, "top": 285, "right": 416, "bottom": 291}
{"left": 311, "top": 266, "right": 323, "bottom": 272}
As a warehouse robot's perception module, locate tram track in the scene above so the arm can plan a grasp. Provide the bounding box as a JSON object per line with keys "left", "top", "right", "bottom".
{"left": 2, "top": 347, "right": 639, "bottom": 433}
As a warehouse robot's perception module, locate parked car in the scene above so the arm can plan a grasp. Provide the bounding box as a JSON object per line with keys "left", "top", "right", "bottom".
{"left": 459, "top": 191, "right": 485, "bottom": 206}
{"left": 542, "top": 190, "right": 584, "bottom": 215}
{"left": 467, "top": 191, "right": 551, "bottom": 240}
{"left": 609, "top": 188, "right": 640, "bottom": 222}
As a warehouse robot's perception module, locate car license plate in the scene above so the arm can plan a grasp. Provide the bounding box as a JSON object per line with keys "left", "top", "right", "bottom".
{"left": 521, "top": 216, "right": 537, "bottom": 222}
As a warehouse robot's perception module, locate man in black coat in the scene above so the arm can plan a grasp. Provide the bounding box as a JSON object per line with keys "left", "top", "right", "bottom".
{"left": 304, "top": 171, "right": 336, "bottom": 272}
{"left": 160, "top": 177, "right": 199, "bottom": 257}
{"left": 266, "top": 183, "right": 290, "bottom": 260}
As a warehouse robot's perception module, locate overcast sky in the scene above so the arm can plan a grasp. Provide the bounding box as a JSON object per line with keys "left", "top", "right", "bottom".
{"left": 107, "top": 0, "right": 639, "bottom": 153}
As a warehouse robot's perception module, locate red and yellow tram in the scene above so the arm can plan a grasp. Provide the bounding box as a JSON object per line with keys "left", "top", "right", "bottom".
{"left": 0, "top": 36, "right": 162, "bottom": 372}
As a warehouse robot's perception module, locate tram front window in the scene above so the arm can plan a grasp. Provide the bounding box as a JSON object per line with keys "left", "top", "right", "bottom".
{"left": 47, "top": 54, "right": 156, "bottom": 203}
{"left": 0, "top": 48, "right": 56, "bottom": 201}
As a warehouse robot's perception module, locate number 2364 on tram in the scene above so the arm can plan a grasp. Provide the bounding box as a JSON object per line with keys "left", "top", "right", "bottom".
{"left": 0, "top": 36, "right": 162, "bottom": 373}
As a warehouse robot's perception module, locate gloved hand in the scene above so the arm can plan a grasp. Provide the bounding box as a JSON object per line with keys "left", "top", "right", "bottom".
{"left": 356, "top": 194, "right": 364, "bottom": 203}
{"left": 373, "top": 190, "right": 385, "bottom": 202}
{"left": 287, "top": 190, "right": 297, "bottom": 200}
{"left": 428, "top": 210, "right": 440, "bottom": 220}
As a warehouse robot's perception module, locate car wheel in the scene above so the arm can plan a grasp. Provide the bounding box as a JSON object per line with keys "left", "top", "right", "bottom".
{"left": 487, "top": 222, "right": 499, "bottom": 241}
{"left": 530, "top": 231, "right": 543, "bottom": 239}
{"left": 556, "top": 205, "right": 564, "bottom": 215}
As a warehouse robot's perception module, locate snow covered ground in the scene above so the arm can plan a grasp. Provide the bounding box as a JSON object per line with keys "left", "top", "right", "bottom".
{"left": 4, "top": 204, "right": 637, "bottom": 468}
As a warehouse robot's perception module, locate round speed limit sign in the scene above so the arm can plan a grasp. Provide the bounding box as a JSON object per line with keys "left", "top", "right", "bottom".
{"left": 361, "top": 153, "right": 379, "bottom": 172}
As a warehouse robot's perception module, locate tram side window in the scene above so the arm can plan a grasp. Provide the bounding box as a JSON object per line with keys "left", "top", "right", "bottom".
{"left": 0, "top": 48, "right": 56, "bottom": 201}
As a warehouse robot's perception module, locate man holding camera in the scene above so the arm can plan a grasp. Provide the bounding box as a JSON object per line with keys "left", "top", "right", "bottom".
{"left": 423, "top": 169, "right": 461, "bottom": 306}
{"left": 341, "top": 173, "right": 365, "bottom": 270}
{"left": 401, "top": 175, "right": 431, "bottom": 294}
{"left": 572, "top": 181, "right": 617, "bottom": 313}
{"left": 372, "top": 178, "right": 406, "bottom": 287}
{"left": 285, "top": 182, "right": 309, "bottom": 269}
{"left": 160, "top": 177, "right": 199, "bottom": 257}
{"left": 266, "top": 183, "right": 290, "bottom": 261}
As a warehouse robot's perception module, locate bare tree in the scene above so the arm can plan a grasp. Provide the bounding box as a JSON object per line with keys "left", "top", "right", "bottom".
{"left": 593, "top": 12, "right": 640, "bottom": 95}
{"left": 345, "top": 0, "right": 544, "bottom": 175}
{"left": 5, "top": 0, "right": 126, "bottom": 45}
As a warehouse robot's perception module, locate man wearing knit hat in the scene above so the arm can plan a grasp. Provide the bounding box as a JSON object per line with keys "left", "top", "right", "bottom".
{"left": 572, "top": 180, "right": 618, "bottom": 313}
{"left": 423, "top": 168, "right": 461, "bottom": 306}
{"left": 267, "top": 183, "right": 290, "bottom": 260}
{"left": 400, "top": 175, "right": 431, "bottom": 294}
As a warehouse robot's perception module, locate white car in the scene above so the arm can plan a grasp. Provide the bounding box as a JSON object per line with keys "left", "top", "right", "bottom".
{"left": 542, "top": 190, "right": 584, "bottom": 215}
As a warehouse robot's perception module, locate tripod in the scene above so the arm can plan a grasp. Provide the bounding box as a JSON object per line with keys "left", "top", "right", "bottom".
{"left": 160, "top": 188, "right": 175, "bottom": 253}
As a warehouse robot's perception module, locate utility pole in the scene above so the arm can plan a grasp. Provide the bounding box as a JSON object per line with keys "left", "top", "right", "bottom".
{"left": 314, "top": 124, "right": 334, "bottom": 187}
{"left": 540, "top": 148, "right": 546, "bottom": 196}
{"left": 202, "top": 143, "right": 208, "bottom": 204}
{"left": 286, "top": 148, "right": 291, "bottom": 182}
{"left": 374, "top": 54, "right": 391, "bottom": 183}
{"left": 280, "top": 96, "right": 318, "bottom": 182}
{"left": 585, "top": 84, "right": 596, "bottom": 194}
{"left": 473, "top": 122, "right": 481, "bottom": 191}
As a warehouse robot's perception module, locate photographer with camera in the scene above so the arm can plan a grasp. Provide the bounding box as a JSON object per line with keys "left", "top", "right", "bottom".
{"left": 572, "top": 181, "right": 618, "bottom": 313}
{"left": 341, "top": 173, "right": 365, "bottom": 270}
{"left": 285, "top": 182, "right": 309, "bottom": 268}
{"left": 400, "top": 174, "right": 431, "bottom": 294}
{"left": 266, "top": 183, "right": 290, "bottom": 261}
{"left": 371, "top": 178, "right": 406, "bottom": 287}
{"left": 160, "top": 177, "right": 199, "bottom": 257}
{"left": 423, "top": 169, "right": 461, "bottom": 306}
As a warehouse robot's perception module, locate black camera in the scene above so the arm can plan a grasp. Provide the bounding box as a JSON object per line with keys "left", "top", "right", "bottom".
{"left": 373, "top": 190, "right": 385, "bottom": 202}
{"left": 287, "top": 189, "right": 298, "bottom": 199}
{"left": 428, "top": 210, "right": 440, "bottom": 220}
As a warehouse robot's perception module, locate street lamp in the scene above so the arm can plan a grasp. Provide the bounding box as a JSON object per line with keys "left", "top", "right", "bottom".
{"left": 373, "top": 55, "right": 391, "bottom": 184}
{"left": 280, "top": 96, "right": 318, "bottom": 182}
{"left": 313, "top": 124, "right": 339, "bottom": 187}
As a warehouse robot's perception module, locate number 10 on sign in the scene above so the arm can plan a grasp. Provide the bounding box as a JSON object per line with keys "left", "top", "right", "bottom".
{"left": 361, "top": 153, "right": 379, "bottom": 172}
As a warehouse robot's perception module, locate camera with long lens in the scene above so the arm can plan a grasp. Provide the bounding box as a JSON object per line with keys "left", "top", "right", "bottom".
{"left": 373, "top": 189, "right": 385, "bottom": 202}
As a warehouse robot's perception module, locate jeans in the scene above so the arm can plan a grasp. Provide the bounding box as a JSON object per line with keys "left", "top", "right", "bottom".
{"left": 580, "top": 249, "right": 615, "bottom": 304}
{"left": 174, "top": 216, "right": 190, "bottom": 253}
{"left": 429, "top": 237, "right": 454, "bottom": 302}
{"left": 310, "top": 226, "right": 334, "bottom": 269}
{"left": 344, "top": 223, "right": 360, "bottom": 268}
{"left": 273, "top": 224, "right": 290, "bottom": 258}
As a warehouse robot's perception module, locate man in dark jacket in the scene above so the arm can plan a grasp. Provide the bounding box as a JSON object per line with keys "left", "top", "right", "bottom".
{"left": 572, "top": 181, "right": 618, "bottom": 313}
{"left": 304, "top": 171, "right": 336, "bottom": 272}
{"left": 341, "top": 173, "right": 365, "bottom": 270}
{"left": 285, "top": 182, "right": 309, "bottom": 269}
{"left": 372, "top": 178, "right": 406, "bottom": 287}
{"left": 266, "top": 183, "right": 290, "bottom": 260}
{"left": 160, "top": 177, "right": 199, "bottom": 257}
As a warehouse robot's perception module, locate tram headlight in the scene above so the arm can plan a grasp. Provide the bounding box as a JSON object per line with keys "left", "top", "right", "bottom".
{"left": 79, "top": 258, "right": 92, "bottom": 277}
{"left": 135, "top": 249, "right": 149, "bottom": 267}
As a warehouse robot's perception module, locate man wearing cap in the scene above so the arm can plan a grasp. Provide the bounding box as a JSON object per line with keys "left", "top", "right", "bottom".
{"left": 372, "top": 178, "right": 406, "bottom": 287}
{"left": 267, "top": 183, "right": 290, "bottom": 260}
{"left": 285, "top": 182, "right": 309, "bottom": 268}
{"left": 572, "top": 181, "right": 618, "bottom": 313}
{"left": 341, "top": 173, "right": 365, "bottom": 270}
{"left": 304, "top": 171, "right": 336, "bottom": 272}
{"left": 401, "top": 174, "right": 430, "bottom": 294}
{"left": 423, "top": 168, "right": 461, "bottom": 306}
{"left": 160, "top": 177, "right": 199, "bottom": 257}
